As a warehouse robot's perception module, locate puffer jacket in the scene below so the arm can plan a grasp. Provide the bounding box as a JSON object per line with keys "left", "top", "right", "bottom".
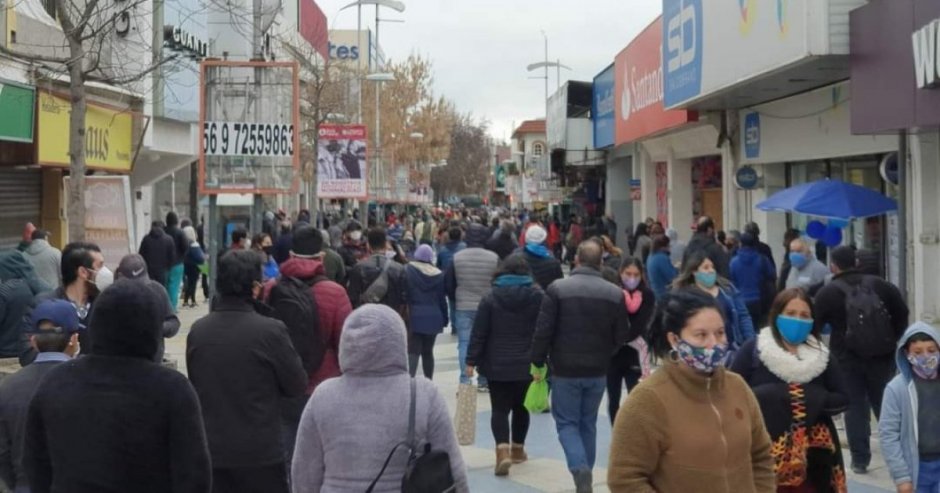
{"left": 445, "top": 248, "right": 499, "bottom": 311}
{"left": 405, "top": 262, "right": 448, "bottom": 335}
{"left": 264, "top": 257, "right": 353, "bottom": 392}
{"left": 466, "top": 280, "right": 544, "bottom": 381}
{"left": 531, "top": 267, "right": 634, "bottom": 378}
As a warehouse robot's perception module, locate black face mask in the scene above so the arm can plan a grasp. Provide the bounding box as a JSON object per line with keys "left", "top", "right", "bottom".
{"left": 262, "top": 246, "right": 273, "bottom": 255}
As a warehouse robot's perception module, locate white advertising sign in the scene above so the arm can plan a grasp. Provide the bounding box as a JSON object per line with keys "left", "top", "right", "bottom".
{"left": 546, "top": 87, "right": 567, "bottom": 150}
{"left": 203, "top": 121, "right": 295, "bottom": 157}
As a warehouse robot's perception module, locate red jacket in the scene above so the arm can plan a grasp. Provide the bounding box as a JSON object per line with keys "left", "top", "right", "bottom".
{"left": 548, "top": 223, "right": 561, "bottom": 248}
{"left": 264, "top": 257, "right": 352, "bottom": 393}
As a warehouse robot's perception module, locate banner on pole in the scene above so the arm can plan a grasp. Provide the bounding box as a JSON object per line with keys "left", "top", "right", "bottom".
{"left": 317, "top": 124, "right": 368, "bottom": 199}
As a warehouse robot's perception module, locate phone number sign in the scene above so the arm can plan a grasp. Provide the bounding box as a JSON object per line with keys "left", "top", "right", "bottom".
{"left": 203, "top": 121, "right": 294, "bottom": 157}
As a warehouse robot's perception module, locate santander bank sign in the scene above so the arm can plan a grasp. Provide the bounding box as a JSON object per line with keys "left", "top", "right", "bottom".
{"left": 614, "top": 16, "right": 696, "bottom": 146}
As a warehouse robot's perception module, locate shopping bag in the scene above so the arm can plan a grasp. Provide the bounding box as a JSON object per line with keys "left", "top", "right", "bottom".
{"left": 524, "top": 365, "right": 550, "bottom": 414}
{"left": 198, "top": 263, "right": 209, "bottom": 276}
{"left": 454, "top": 383, "right": 477, "bottom": 446}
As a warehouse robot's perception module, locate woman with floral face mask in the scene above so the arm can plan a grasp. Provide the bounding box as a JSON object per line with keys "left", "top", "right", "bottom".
{"left": 608, "top": 288, "right": 775, "bottom": 492}
{"left": 606, "top": 257, "right": 655, "bottom": 425}
{"left": 673, "top": 251, "right": 755, "bottom": 362}
{"left": 730, "top": 288, "right": 849, "bottom": 492}
{"left": 879, "top": 322, "right": 940, "bottom": 493}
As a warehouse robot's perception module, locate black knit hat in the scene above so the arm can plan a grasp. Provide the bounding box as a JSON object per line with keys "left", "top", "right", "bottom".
{"left": 293, "top": 225, "right": 323, "bottom": 257}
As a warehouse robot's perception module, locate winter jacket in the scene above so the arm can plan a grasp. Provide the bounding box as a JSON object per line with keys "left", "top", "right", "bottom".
{"left": 405, "top": 262, "right": 448, "bottom": 335}
{"left": 183, "top": 242, "right": 206, "bottom": 279}
{"left": 436, "top": 241, "right": 465, "bottom": 272}
{"left": 814, "top": 270, "right": 909, "bottom": 363}
{"left": 445, "top": 248, "right": 499, "bottom": 311}
{"left": 263, "top": 257, "right": 352, "bottom": 393}
{"left": 531, "top": 267, "right": 634, "bottom": 378}
{"left": 139, "top": 226, "right": 177, "bottom": 286}
{"left": 347, "top": 255, "right": 409, "bottom": 311}
{"left": 466, "top": 280, "right": 544, "bottom": 381}
{"left": 24, "top": 284, "right": 211, "bottom": 493}
{"left": 715, "top": 285, "right": 756, "bottom": 349}
{"left": 0, "top": 353, "right": 68, "bottom": 490}
{"left": 338, "top": 242, "right": 368, "bottom": 269}
{"left": 632, "top": 235, "right": 652, "bottom": 263}
{"left": 22, "top": 239, "right": 61, "bottom": 289}
{"left": 262, "top": 255, "right": 279, "bottom": 281}
{"left": 646, "top": 251, "right": 677, "bottom": 299}
{"left": 290, "top": 305, "right": 469, "bottom": 493}
{"left": 730, "top": 330, "right": 849, "bottom": 492}
{"left": 464, "top": 223, "right": 491, "bottom": 249}
{"left": 880, "top": 322, "right": 940, "bottom": 489}
{"left": 512, "top": 249, "right": 563, "bottom": 290}
{"left": 187, "top": 296, "right": 307, "bottom": 468}
{"left": 607, "top": 360, "right": 775, "bottom": 493}
{"left": 683, "top": 232, "right": 730, "bottom": 278}
{"left": 785, "top": 257, "right": 830, "bottom": 291}
{"left": 613, "top": 286, "right": 657, "bottom": 373}
{"left": 322, "top": 248, "right": 347, "bottom": 286}
{"left": 273, "top": 232, "right": 293, "bottom": 265}
{"left": 0, "top": 251, "right": 50, "bottom": 361}
{"left": 485, "top": 233, "right": 517, "bottom": 260}
{"left": 165, "top": 224, "right": 188, "bottom": 266}
{"left": 730, "top": 246, "right": 776, "bottom": 304}
{"left": 139, "top": 279, "right": 181, "bottom": 363}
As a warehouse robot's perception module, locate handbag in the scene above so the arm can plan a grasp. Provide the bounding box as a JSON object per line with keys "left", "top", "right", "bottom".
{"left": 454, "top": 383, "right": 477, "bottom": 446}
{"left": 367, "top": 378, "right": 456, "bottom": 493}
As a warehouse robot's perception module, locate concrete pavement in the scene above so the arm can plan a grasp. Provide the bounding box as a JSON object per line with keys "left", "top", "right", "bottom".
{"left": 167, "top": 302, "right": 896, "bottom": 492}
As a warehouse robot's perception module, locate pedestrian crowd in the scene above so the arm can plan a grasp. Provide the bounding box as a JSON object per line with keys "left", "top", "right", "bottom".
{"left": 0, "top": 206, "right": 931, "bottom": 493}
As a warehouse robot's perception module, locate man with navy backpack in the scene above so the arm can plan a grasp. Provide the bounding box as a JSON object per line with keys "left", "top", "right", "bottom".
{"left": 263, "top": 226, "right": 352, "bottom": 465}
{"left": 815, "top": 245, "right": 909, "bottom": 475}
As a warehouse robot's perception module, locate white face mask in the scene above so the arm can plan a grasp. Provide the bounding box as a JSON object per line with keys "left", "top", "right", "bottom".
{"left": 349, "top": 231, "right": 362, "bottom": 241}
{"left": 93, "top": 266, "right": 114, "bottom": 291}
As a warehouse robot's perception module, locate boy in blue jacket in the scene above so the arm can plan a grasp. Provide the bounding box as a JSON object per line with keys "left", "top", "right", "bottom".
{"left": 880, "top": 321, "right": 940, "bottom": 493}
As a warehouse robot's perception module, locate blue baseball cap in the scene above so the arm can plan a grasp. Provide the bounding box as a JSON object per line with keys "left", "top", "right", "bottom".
{"left": 29, "top": 299, "right": 82, "bottom": 334}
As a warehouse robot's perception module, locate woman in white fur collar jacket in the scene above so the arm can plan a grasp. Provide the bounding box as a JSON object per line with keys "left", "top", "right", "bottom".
{"left": 730, "top": 288, "right": 850, "bottom": 493}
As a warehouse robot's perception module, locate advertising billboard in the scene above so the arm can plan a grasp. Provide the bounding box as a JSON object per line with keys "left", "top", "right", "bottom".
{"left": 38, "top": 91, "right": 134, "bottom": 172}
{"left": 0, "top": 80, "right": 35, "bottom": 143}
{"left": 64, "top": 175, "right": 135, "bottom": 272}
{"left": 317, "top": 124, "right": 368, "bottom": 199}
{"left": 592, "top": 64, "right": 615, "bottom": 149}
{"left": 662, "top": 0, "right": 809, "bottom": 108}
{"left": 329, "top": 30, "right": 381, "bottom": 71}
{"left": 614, "top": 17, "right": 696, "bottom": 145}
{"left": 299, "top": 0, "right": 328, "bottom": 58}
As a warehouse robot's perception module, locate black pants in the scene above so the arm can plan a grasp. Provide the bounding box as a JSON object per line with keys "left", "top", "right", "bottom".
{"left": 201, "top": 272, "right": 209, "bottom": 299}
{"left": 607, "top": 346, "right": 641, "bottom": 425}
{"left": 745, "top": 300, "right": 765, "bottom": 330}
{"left": 408, "top": 332, "right": 437, "bottom": 379}
{"left": 183, "top": 270, "right": 200, "bottom": 305}
{"left": 488, "top": 380, "right": 530, "bottom": 445}
{"left": 213, "top": 463, "right": 289, "bottom": 493}
{"left": 840, "top": 355, "right": 896, "bottom": 467}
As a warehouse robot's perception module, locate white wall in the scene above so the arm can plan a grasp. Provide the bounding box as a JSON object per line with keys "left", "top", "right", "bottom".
{"left": 911, "top": 131, "right": 940, "bottom": 324}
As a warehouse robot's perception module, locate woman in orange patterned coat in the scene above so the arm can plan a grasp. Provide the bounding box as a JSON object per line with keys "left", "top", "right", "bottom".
{"left": 730, "top": 288, "right": 849, "bottom": 493}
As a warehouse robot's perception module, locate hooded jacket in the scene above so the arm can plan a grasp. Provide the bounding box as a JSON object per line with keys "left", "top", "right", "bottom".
{"left": 646, "top": 251, "right": 677, "bottom": 299}
{"left": 291, "top": 305, "right": 469, "bottom": 493}
{"left": 512, "top": 249, "right": 563, "bottom": 291}
{"left": 466, "top": 280, "right": 544, "bottom": 381}
{"left": 0, "top": 251, "right": 50, "bottom": 360}
{"left": 164, "top": 215, "right": 188, "bottom": 266}
{"left": 23, "top": 239, "right": 62, "bottom": 289}
{"left": 879, "top": 322, "right": 940, "bottom": 488}
{"left": 138, "top": 226, "right": 177, "bottom": 286}
{"left": 485, "top": 232, "right": 517, "bottom": 260}
{"left": 730, "top": 246, "right": 776, "bottom": 304}
{"left": 264, "top": 257, "right": 352, "bottom": 393}
{"left": 683, "top": 232, "right": 730, "bottom": 278}
{"left": 22, "top": 280, "right": 211, "bottom": 492}
{"left": 405, "top": 262, "right": 448, "bottom": 335}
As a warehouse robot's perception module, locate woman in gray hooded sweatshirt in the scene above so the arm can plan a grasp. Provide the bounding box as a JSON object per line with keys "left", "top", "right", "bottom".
{"left": 291, "top": 304, "right": 469, "bottom": 492}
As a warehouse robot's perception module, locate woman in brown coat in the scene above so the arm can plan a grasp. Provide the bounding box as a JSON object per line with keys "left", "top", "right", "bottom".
{"left": 607, "top": 288, "right": 776, "bottom": 493}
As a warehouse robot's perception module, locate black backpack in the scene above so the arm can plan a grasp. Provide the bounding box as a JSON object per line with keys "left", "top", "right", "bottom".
{"left": 834, "top": 276, "right": 895, "bottom": 357}
{"left": 268, "top": 275, "right": 327, "bottom": 374}
{"left": 367, "top": 378, "right": 456, "bottom": 493}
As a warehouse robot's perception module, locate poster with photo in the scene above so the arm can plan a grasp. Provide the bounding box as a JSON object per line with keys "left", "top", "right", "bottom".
{"left": 317, "top": 124, "right": 367, "bottom": 199}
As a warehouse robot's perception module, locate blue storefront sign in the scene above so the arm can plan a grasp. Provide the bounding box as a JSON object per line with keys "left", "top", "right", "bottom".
{"left": 593, "top": 64, "right": 615, "bottom": 149}
{"left": 662, "top": 0, "right": 703, "bottom": 108}
{"left": 744, "top": 112, "right": 760, "bottom": 159}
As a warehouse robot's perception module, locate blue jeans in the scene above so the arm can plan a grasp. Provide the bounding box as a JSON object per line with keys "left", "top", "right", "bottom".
{"left": 551, "top": 376, "right": 606, "bottom": 472}
{"left": 919, "top": 459, "right": 940, "bottom": 493}
{"left": 455, "top": 309, "right": 486, "bottom": 386}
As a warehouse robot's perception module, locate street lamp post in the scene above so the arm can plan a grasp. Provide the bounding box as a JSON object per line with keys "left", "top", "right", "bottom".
{"left": 526, "top": 32, "right": 570, "bottom": 118}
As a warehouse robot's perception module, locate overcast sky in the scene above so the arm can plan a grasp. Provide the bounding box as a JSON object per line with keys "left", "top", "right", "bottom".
{"left": 314, "top": 0, "right": 661, "bottom": 141}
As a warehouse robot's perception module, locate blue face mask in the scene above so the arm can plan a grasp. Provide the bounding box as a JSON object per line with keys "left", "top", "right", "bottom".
{"left": 694, "top": 271, "right": 718, "bottom": 289}
{"left": 789, "top": 252, "right": 808, "bottom": 269}
{"left": 776, "top": 315, "right": 814, "bottom": 345}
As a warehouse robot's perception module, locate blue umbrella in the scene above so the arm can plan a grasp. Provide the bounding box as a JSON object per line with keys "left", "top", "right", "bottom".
{"left": 756, "top": 179, "right": 897, "bottom": 220}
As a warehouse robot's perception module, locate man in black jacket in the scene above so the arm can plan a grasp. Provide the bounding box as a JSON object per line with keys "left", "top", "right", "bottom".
{"left": 115, "top": 254, "right": 181, "bottom": 363}
{"left": 682, "top": 216, "right": 730, "bottom": 277}
{"left": 814, "top": 245, "right": 909, "bottom": 474}
{"left": 531, "top": 241, "right": 632, "bottom": 492}
{"left": 187, "top": 249, "right": 306, "bottom": 493}
{"left": 346, "top": 227, "right": 408, "bottom": 315}
{"left": 23, "top": 279, "right": 211, "bottom": 493}
{"left": 0, "top": 299, "right": 78, "bottom": 492}
{"left": 139, "top": 221, "right": 176, "bottom": 287}
{"left": 164, "top": 212, "right": 188, "bottom": 312}
{"left": 744, "top": 222, "right": 776, "bottom": 271}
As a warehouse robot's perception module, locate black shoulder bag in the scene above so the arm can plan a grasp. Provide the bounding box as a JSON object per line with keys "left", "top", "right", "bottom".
{"left": 366, "top": 378, "right": 457, "bottom": 493}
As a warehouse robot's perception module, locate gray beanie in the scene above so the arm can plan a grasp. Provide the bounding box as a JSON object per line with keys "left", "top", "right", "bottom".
{"left": 339, "top": 305, "right": 407, "bottom": 376}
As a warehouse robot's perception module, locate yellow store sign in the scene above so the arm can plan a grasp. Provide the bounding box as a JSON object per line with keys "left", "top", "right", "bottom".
{"left": 38, "top": 92, "right": 134, "bottom": 172}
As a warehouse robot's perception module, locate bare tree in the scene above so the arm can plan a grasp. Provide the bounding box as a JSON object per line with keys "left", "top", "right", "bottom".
{"left": 0, "top": 0, "right": 180, "bottom": 241}
{"left": 431, "top": 114, "right": 491, "bottom": 200}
